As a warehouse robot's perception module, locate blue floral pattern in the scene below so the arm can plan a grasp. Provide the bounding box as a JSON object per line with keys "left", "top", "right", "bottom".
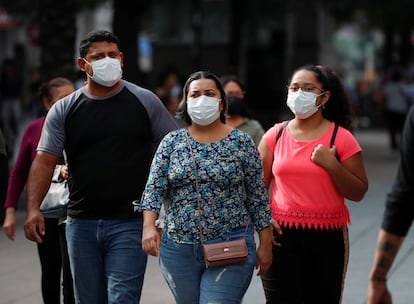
{"left": 141, "top": 128, "right": 272, "bottom": 244}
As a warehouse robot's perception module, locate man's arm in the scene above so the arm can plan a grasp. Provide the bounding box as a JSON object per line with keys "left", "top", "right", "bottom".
{"left": 369, "top": 229, "right": 404, "bottom": 281}
{"left": 367, "top": 229, "right": 405, "bottom": 303}
{"left": 24, "top": 151, "right": 58, "bottom": 243}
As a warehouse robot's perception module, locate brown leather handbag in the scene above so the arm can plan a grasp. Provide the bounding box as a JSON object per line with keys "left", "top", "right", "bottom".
{"left": 202, "top": 238, "right": 248, "bottom": 267}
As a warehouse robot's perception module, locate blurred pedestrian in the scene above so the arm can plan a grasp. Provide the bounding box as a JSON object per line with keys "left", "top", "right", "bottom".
{"left": 154, "top": 65, "right": 182, "bottom": 103}
{"left": 155, "top": 65, "right": 184, "bottom": 126}
{"left": 382, "top": 67, "right": 411, "bottom": 151}
{"left": 259, "top": 64, "right": 369, "bottom": 303}
{"left": 27, "top": 66, "right": 42, "bottom": 118}
{"left": 23, "top": 29, "right": 178, "bottom": 303}
{"left": 220, "top": 74, "right": 265, "bottom": 146}
{"left": 367, "top": 105, "right": 414, "bottom": 304}
{"left": 140, "top": 70, "right": 273, "bottom": 303}
{"left": 3, "top": 77, "right": 75, "bottom": 304}
{"left": 0, "top": 58, "right": 24, "bottom": 162}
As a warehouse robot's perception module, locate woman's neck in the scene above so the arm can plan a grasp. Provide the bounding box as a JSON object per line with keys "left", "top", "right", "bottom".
{"left": 226, "top": 115, "right": 245, "bottom": 128}
{"left": 188, "top": 120, "right": 233, "bottom": 143}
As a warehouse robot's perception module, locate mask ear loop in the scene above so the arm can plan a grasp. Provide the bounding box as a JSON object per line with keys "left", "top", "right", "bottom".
{"left": 316, "top": 91, "right": 327, "bottom": 110}
{"left": 82, "top": 58, "right": 93, "bottom": 79}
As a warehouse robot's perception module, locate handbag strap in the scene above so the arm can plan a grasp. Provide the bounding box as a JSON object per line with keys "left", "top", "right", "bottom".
{"left": 185, "top": 129, "right": 249, "bottom": 245}
{"left": 63, "top": 150, "right": 68, "bottom": 164}
{"left": 185, "top": 130, "right": 206, "bottom": 244}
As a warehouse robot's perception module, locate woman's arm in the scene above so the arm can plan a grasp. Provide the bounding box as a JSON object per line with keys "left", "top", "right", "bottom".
{"left": 312, "top": 146, "right": 368, "bottom": 201}
{"left": 258, "top": 139, "right": 273, "bottom": 191}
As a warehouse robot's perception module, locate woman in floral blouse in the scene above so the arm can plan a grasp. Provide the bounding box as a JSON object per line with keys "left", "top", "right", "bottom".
{"left": 140, "top": 71, "right": 272, "bottom": 304}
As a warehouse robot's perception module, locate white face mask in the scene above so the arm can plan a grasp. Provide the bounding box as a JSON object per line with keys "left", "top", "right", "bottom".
{"left": 287, "top": 89, "right": 324, "bottom": 119}
{"left": 187, "top": 95, "right": 220, "bottom": 126}
{"left": 84, "top": 57, "right": 122, "bottom": 87}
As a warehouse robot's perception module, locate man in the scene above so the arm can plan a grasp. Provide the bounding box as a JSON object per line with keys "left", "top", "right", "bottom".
{"left": 24, "top": 30, "right": 178, "bottom": 303}
{"left": 0, "top": 128, "right": 8, "bottom": 224}
{"left": 367, "top": 105, "right": 414, "bottom": 304}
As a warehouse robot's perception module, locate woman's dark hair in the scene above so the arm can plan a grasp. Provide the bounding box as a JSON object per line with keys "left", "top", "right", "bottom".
{"left": 38, "top": 77, "right": 73, "bottom": 113}
{"left": 219, "top": 74, "right": 251, "bottom": 118}
{"left": 220, "top": 74, "right": 246, "bottom": 92}
{"left": 290, "top": 64, "right": 352, "bottom": 130}
{"left": 177, "top": 71, "right": 227, "bottom": 125}
{"left": 79, "top": 30, "right": 120, "bottom": 58}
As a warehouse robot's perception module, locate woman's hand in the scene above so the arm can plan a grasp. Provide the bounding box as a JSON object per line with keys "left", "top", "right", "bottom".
{"left": 142, "top": 224, "right": 161, "bottom": 257}
{"left": 60, "top": 165, "right": 69, "bottom": 180}
{"left": 256, "top": 226, "right": 273, "bottom": 275}
{"left": 3, "top": 208, "right": 17, "bottom": 240}
{"left": 271, "top": 218, "right": 283, "bottom": 247}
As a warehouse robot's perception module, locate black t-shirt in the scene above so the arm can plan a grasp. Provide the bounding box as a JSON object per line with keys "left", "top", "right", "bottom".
{"left": 38, "top": 81, "right": 178, "bottom": 219}
{"left": 382, "top": 105, "right": 414, "bottom": 235}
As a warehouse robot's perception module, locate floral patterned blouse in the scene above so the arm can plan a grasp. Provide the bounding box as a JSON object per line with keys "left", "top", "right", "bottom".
{"left": 140, "top": 128, "right": 272, "bottom": 244}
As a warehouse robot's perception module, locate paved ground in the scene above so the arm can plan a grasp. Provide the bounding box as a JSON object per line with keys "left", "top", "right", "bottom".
{"left": 1, "top": 128, "right": 413, "bottom": 303}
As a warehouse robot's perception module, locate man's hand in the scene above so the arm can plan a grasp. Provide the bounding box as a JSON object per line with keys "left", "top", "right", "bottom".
{"left": 24, "top": 209, "right": 45, "bottom": 243}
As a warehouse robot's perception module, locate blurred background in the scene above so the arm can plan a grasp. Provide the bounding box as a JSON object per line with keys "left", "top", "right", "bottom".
{"left": 0, "top": 0, "right": 414, "bottom": 161}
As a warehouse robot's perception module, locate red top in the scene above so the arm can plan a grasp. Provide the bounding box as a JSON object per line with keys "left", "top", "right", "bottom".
{"left": 4, "top": 117, "right": 44, "bottom": 209}
{"left": 263, "top": 121, "right": 362, "bottom": 230}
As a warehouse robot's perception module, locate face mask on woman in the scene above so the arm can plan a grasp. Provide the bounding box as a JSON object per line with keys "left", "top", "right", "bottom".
{"left": 187, "top": 95, "right": 220, "bottom": 126}
{"left": 84, "top": 57, "right": 122, "bottom": 87}
{"left": 227, "top": 96, "right": 247, "bottom": 116}
{"left": 287, "top": 89, "right": 324, "bottom": 119}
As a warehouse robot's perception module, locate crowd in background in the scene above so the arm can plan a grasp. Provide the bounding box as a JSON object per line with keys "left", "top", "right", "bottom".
{"left": 1, "top": 56, "right": 414, "bottom": 168}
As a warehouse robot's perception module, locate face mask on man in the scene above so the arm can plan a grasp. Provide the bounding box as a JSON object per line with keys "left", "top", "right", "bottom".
{"left": 187, "top": 95, "right": 220, "bottom": 126}
{"left": 287, "top": 89, "right": 324, "bottom": 119}
{"left": 84, "top": 57, "right": 122, "bottom": 87}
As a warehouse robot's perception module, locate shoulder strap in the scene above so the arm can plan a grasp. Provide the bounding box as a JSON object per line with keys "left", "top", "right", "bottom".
{"left": 276, "top": 120, "right": 289, "bottom": 143}
{"left": 330, "top": 123, "right": 338, "bottom": 148}
{"left": 330, "top": 123, "right": 340, "bottom": 161}
{"left": 275, "top": 121, "right": 339, "bottom": 160}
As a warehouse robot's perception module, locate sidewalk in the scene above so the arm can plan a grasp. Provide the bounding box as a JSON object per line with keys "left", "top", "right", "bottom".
{"left": 1, "top": 129, "right": 413, "bottom": 303}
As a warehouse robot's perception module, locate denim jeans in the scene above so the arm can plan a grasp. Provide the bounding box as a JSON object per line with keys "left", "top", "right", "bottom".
{"left": 159, "top": 224, "right": 256, "bottom": 304}
{"left": 65, "top": 216, "right": 147, "bottom": 304}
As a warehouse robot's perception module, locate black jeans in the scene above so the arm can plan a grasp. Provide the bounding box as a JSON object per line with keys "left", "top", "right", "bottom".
{"left": 37, "top": 218, "right": 61, "bottom": 303}
{"left": 261, "top": 226, "right": 349, "bottom": 304}
{"left": 59, "top": 223, "right": 75, "bottom": 304}
{"left": 37, "top": 218, "right": 75, "bottom": 304}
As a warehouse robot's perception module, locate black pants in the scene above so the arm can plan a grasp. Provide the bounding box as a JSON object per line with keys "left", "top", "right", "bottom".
{"left": 385, "top": 109, "right": 406, "bottom": 150}
{"left": 261, "top": 226, "right": 349, "bottom": 304}
{"left": 37, "top": 218, "right": 74, "bottom": 304}
{"left": 37, "top": 218, "right": 61, "bottom": 303}
{"left": 59, "top": 223, "right": 75, "bottom": 304}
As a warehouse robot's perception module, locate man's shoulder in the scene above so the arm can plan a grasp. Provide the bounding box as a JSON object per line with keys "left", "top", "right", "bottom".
{"left": 123, "top": 81, "right": 156, "bottom": 99}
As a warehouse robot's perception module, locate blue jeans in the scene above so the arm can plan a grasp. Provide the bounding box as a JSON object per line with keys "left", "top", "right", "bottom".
{"left": 159, "top": 224, "right": 256, "bottom": 304}
{"left": 65, "top": 216, "right": 147, "bottom": 304}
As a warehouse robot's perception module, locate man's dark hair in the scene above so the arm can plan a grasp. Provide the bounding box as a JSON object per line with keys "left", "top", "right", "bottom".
{"left": 79, "top": 30, "right": 120, "bottom": 58}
